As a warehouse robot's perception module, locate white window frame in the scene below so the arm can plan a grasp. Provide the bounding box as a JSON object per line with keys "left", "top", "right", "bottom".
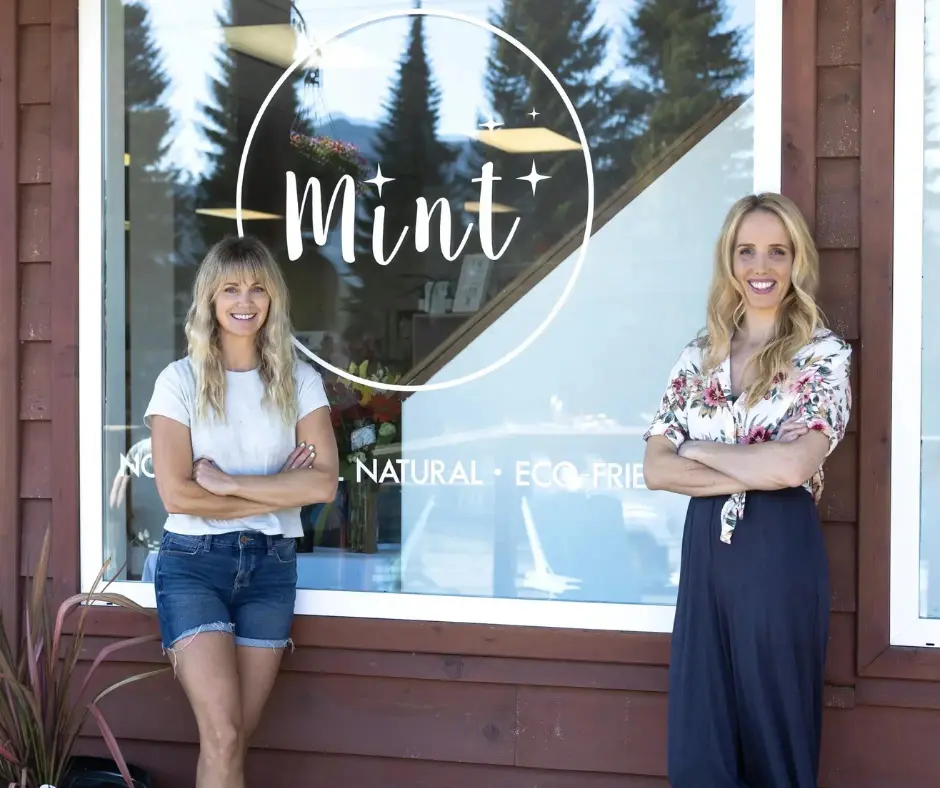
{"left": 889, "top": 0, "right": 940, "bottom": 648}
{"left": 77, "top": 0, "right": 783, "bottom": 631}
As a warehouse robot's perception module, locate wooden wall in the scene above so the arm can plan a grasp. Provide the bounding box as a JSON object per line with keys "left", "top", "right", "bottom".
{"left": 4, "top": 0, "right": 940, "bottom": 786}
{"left": 5, "top": 0, "right": 79, "bottom": 611}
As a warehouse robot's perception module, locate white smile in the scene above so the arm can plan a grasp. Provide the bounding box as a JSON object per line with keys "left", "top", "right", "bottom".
{"left": 747, "top": 280, "right": 776, "bottom": 294}
{"left": 231, "top": 313, "right": 257, "bottom": 321}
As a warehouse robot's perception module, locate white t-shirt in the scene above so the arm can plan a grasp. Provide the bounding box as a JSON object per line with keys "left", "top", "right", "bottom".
{"left": 144, "top": 357, "right": 330, "bottom": 538}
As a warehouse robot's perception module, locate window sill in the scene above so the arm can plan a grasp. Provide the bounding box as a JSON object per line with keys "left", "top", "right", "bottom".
{"left": 70, "top": 603, "right": 673, "bottom": 665}
{"left": 859, "top": 645, "right": 940, "bottom": 683}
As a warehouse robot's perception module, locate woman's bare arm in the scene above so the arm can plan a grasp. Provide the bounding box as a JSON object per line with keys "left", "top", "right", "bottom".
{"left": 643, "top": 436, "right": 749, "bottom": 496}
{"left": 226, "top": 406, "right": 340, "bottom": 507}
{"left": 679, "top": 430, "right": 829, "bottom": 490}
{"left": 683, "top": 337, "right": 851, "bottom": 490}
{"left": 680, "top": 430, "right": 830, "bottom": 490}
{"left": 150, "top": 415, "right": 285, "bottom": 519}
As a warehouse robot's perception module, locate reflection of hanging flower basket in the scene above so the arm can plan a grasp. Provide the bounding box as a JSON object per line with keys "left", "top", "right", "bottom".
{"left": 290, "top": 132, "right": 369, "bottom": 195}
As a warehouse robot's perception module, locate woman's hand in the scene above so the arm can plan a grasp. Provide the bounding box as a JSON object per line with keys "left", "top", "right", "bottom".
{"left": 192, "top": 458, "right": 237, "bottom": 496}
{"left": 280, "top": 442, "right": 317, "bottom": 471}
{"left": 191, "top": 444, "right": 316, "bottom": 498}
{"left": 774, "top": 415, "right": 809, "bottom": 443}
{"left": 673, "top": 414, "right": 824, "bottom": 492}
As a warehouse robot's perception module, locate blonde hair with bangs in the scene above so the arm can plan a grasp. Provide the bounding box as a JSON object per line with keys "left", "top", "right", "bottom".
{"left": 185, "top": 236, "right": 298, "bottom": 425}
{"left": 703, "top": 193, "right": 824, "bottom": 406}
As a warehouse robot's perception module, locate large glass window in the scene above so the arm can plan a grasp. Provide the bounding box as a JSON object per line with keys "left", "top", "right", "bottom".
{"left": 891, "top": 0, "right": 940, "bottom": 647}
{"left": 80, "top": 0, "right": 781, "bottom": 630}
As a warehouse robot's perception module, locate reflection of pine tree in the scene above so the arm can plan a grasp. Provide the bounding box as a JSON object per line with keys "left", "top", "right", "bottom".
{"left": 616, "top": 0, "right": 749, "bottom": 174}
{"left": 194, "top": 0, "right": 305, "bottom": 257}
{"left": 124, "top": 0, "right": 200, "bottom": 270}
{"left": 121, "top": 1, "right": 178, "bottom": 551}
{"left": 194, "top": 3, "right": 247, "bottom": 252}
{"left": 124, "top": 0, "right": 180, "bottom": 268}
{"left": 185, "top": 1, "right": 346, "bottom": 348}
{"left": 124, "top": 1, "right": 170, "bottom": 168}
{"left": 482, "top": 0, "right": 614, "bottom": 264}
{"left": 350, "top": 11, "right": 460, "bottom": 360}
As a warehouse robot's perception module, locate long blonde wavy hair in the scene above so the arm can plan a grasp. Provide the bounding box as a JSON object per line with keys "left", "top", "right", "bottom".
{"left": 702, "top": 192, "right": 825, "bottom": 406}
{"left": 184, "top": 236, "right": 298, "bottom": 425}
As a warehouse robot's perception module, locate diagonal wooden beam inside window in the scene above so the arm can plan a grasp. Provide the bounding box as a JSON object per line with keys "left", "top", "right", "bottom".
{"left": 399, "top": 94, "right": 745, "bottom": 397}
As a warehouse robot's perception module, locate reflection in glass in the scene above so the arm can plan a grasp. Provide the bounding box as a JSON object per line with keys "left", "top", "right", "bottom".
{"left": 102, "top": 0, "right": 757, "bottom": 608}
{"left": 921, "top": 2, "right": 940, "bottom": 618}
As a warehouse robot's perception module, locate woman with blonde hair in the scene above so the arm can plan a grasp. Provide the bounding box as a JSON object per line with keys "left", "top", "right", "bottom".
{"left": 145, "top": 235, "right": 338, "bottom": 788}
{"left": 643, "top": 193, "right": 851, "bottom": 788}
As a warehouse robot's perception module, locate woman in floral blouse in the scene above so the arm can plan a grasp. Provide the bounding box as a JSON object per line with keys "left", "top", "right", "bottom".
{"left": 643, "top": 192, "right": 851, "bottom": 788}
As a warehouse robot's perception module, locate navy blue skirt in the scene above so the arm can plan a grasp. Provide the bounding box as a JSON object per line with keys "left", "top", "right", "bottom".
{"left": 667, "top": 487, "right": 830, "bottom": 788}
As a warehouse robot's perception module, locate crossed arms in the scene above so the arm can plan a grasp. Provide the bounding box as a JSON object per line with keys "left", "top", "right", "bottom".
{"left": 642, "top": 423, "right": 831, "bottom": 498}
{"left": 150, "top": 407, "right": 339, "bottom": 520}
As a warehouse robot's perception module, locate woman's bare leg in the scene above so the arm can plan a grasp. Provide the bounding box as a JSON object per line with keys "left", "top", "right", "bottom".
{"left": 171, "top": 631, "right": 244, "bottom": 788}
{"left": 236, "top": 645, "right": 286, "bottom": 743}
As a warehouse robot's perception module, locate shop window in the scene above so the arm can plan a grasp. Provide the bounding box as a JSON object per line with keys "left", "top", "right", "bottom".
{"left": 890, "top": 0, "right": 940, "bottom": 647}
{"left": 79, "top": 0, "right": 781, "bottom": 630}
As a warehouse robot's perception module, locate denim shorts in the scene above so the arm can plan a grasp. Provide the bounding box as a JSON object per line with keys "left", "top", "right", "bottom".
{"left": 154, "top": 530, "right": 297, "bottom": 650}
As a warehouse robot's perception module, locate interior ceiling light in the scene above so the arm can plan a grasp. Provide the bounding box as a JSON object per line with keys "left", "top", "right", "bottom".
{"left": 223, "top": 24, "right": 298, "bottom": 69}
{"left": 477, "top": 127, "right": 581, "bottom": 154}
{"left": 222, "top": 24, "right": 379, "bottom": 71}
{"left": 463, "top": 201, "right": 517, "bottom": 214}
{"left": 195, "top": 208, "right": 283, "bottom": 220}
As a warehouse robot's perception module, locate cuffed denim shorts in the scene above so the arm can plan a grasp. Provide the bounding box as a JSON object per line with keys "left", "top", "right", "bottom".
{"left": 154, "top": 530, "right": 297, "bottom": 650}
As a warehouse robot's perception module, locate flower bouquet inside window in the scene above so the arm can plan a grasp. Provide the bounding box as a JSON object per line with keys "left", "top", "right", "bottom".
{"left": 290, "top": 131, "right": 369, "bottom": 195}
{"left": 326, "top": 360, "right": 403, "bottom": 552}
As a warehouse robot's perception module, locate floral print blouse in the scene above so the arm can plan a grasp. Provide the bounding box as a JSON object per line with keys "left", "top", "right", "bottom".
{"left": 644, "top": 327, "right": 852, "bottom": 544}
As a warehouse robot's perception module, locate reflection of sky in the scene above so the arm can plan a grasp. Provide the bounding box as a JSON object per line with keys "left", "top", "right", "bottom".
{"left": 927, "top": 9, "right": 940, "bottom": 192}
{"left": 924, "top": 4, "right": 940, "bottom": 437}
{"left": 140, "top": 0, "right": 755, "bottom": 177}
{"left": 921, "top": 3, "right": 940, "bottom": 616}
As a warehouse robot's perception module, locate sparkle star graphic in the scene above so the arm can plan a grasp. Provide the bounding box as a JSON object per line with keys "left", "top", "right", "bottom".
{"left": 480, "top": 116, "right": 504, "bottom": 132}
{"left": 517, "top": 160, "right": 551, "bottom": 195}
{"left": 364, "top": 163, "right": 394, "bottom": 197}
{"left": 528, "top": 108, "right": 539, "bottom": 120}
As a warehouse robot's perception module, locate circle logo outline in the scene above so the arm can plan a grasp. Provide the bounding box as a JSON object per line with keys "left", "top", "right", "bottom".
{"left": 236, "top": 7, "right": 595, "bottom": 393}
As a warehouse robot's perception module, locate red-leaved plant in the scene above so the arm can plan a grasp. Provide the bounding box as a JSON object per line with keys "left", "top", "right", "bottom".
{"left": 0, "top": 528, "right": 169, "bottom": 788}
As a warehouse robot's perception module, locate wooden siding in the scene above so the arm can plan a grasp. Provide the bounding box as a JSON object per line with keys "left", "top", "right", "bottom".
{"left": 3, "top": 0, "right": 940, "bottom": 786}
{"left": 0, "top": 0, "right": 22, "bottom": 642}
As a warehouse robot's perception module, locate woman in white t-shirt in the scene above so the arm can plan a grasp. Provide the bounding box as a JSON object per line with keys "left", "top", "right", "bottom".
{"left": 145, "top": 235, "right": 338, "bottom": 788}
